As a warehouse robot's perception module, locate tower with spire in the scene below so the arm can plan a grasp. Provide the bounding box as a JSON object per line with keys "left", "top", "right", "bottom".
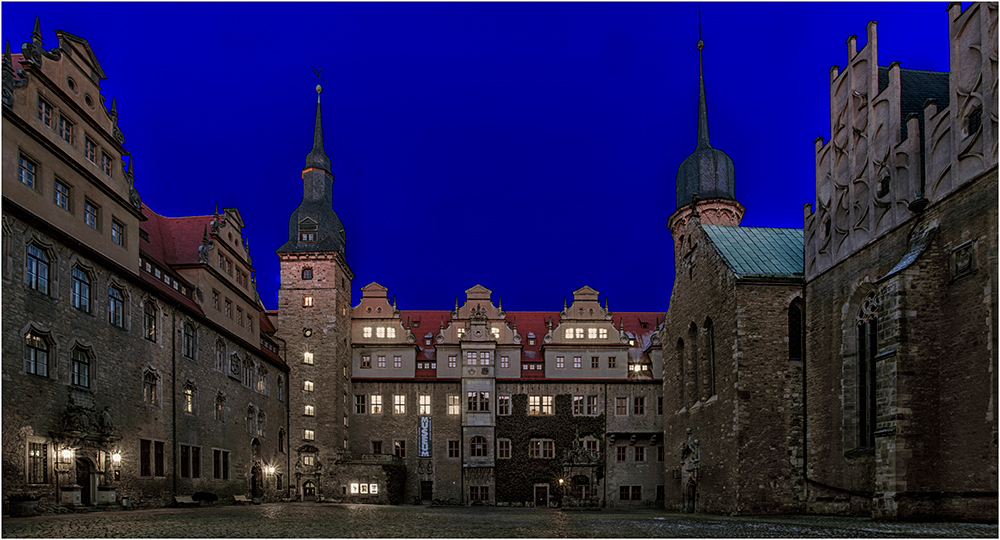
{"left": 276, "top": 84, "right": 355, "bottom": 500}
{"left": 668, "top": 18, "right": 744, "bottom": 234}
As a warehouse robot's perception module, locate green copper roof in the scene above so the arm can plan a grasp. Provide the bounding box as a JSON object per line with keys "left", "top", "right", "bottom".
{"left": 702, "top": 225, "right": 804, "bottom": 279}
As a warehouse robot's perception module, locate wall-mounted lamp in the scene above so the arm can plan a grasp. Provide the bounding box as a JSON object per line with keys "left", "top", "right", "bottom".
{"left": 265, "top": 466, "right": 276, "bottom": 475}
{"left": 60, "top": 448, "right": 74, "bottom": 463}
{"left": 112, "top": 452, "right": 122, "bottom": 465}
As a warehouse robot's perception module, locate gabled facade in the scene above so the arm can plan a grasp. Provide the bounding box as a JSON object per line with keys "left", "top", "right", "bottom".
{"left": 2, "top": 19, "right": 288, "bottom": 510}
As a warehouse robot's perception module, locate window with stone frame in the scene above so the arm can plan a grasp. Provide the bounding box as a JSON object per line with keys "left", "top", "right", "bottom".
{"left": 467, "top": 391, "right": 489, "bottom": 412}
{"left": 26, "top": 244, "right": 50, "bottom": 294}
{"left": 419, "top": 394, "right": 431, "bottom": 415}
{"left": 616, "top": 446, "right": 627, "bottom": 462}
{"left": 72, "top": 266, "right": 91, "bottom": 313}
{"left": 615, "top": 397, "right": 628, "bottom": 415}
{"left": 143, "top": 371, "right": 159, "bottom": 406}
{"left": 448, "top": 440, "right": 460, "bottom": 458}
{"left": 469, "top": 485, "right": 489, "bottom": 502}
{"left": 71, "top": 347, "right": 91, "bottom": 387}
{"left": 54, "top": 178, "right": 70, "bottom": 211}
{"left": 215, "top": 340, "right": 226, "bottom": 371}
{"left": 215, "top": 394, "right": 225, "bottom": 422}
{"left": 634, "top": 445, "right": 645, "bottom": 462}
{"left": 529, "top": 439, "right": 554, "bottom": 459}
{"left": 257, "top": 411, "right": 265, "bottom": 437}
{"left": 470, "top": 436, "right": 488, "bottom": 457}
{"left": 370, "top": 394, "right": 383, "bottom": 414}
{"left": 573, "top": 395, "right": 585, "bottom": 415}
{"left": 633, "top": 396, "right": 645, "bottom": 415}
{"left": 144, "top": 301, "right": 157, "bottom": 342}
{"left": 586, "top": 395, "right": 598, "bottom": 415}
{"left": 354, "top": 394, "right": 366, "bottom": 414}
{"left": 19, "top": 154, "right": 37, "bottom": 188}
{"left": 393, "top": 394, "right": 406, "bottom": 415}
{"left": 856, "top": 292, "right": 878, "bottom": 449}
{"left": 608, "top": 356, "right": 617, "bottom": 369}
{"left": 301, "top": 266, "right": 313, "bottom": 280}
{"left": 245, "top": 406, "right": 256, "bottom": 435}
{"left": 497, "top": 439, "right": 511, "bottom": 459}
{"left": 497, "top": 395, "right": 510, "bottom": 415}
{"left": 37, "top": 98, "right": 52, "bottom": 127}
{"left": 111, "top": 219, "right": 125, "bottom": 247}
{"left": 58, "top": 116, "right": 73, "bottom": 143}
{"left": 183, "top": 384, "right": 196, "bottom": 414}
{"left": 183, "top": 322, "right": 196, "bottom": 359}
{"left": 447, "top": 394, "right": 459, "bottom": 415}
{"left": 393, "top": 439, "right": 406, "bottom": 458}
{"left": 85, "top": 137, "right": 97, "bottom": 163}
{"left": 24, "top": 332, "right": 49, "bottom": 377}
{"left": 109, "top": 286, "right": 125, "bottom": 328}
{"left": 371, "top": 440, "right": 382, "bottom": 454}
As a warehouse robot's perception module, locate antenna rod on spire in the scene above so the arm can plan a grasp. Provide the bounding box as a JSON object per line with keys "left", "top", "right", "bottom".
{"left": 698, "top": 7, "right": 702, "bottom": 42}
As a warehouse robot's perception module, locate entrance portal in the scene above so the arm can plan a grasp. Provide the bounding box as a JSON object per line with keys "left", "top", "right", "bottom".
{"left": 250, "top": 463, "right": 263, "bottom": 499}
{"left": 420, "top": 481, "right": 433, "bottom": 501}
{"left": 302, "top": 481, "right": 316, "bottom": 501}
{"left": 534, "top": 485, "right": 548, "bottom": 508}
{"left": 75, "top": 458, "right": 95, "bottom": 506}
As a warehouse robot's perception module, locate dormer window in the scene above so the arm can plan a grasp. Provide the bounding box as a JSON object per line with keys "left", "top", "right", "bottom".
{"left": 298, "top": 219, "right": 318, "bottom": 243}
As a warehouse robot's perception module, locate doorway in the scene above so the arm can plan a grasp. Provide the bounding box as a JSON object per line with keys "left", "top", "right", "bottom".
{"left": 75, "top": 458, "right": 95, "bottom": 506}
{"left": 420, "top": 481, "right": 433, "bottom": 502}
{"left": 250, "top": 463, "right": 263, "bottom": 499}
{"left": 302, "top": 481, "right": 316, "bottom": 501}
{"left": 534, "top": 485, "right": 548, "bottom": 508}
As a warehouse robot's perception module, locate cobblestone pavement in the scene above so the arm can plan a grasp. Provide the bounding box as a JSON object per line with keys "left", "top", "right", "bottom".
{"left": 3, "top": 503, "right": 997, "bottom": 538}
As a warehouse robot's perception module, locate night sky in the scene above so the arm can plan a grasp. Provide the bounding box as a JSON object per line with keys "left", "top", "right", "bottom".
{"left": 2, "top": 2, "right": 952, "bottom": 312}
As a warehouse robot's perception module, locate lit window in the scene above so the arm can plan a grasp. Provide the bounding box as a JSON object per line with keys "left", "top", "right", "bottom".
{"left": 303, "top": 455, "right": 315, "bottom": 466}
{"left": 377, "top": 356, "right": 386, "bottom": 368}
{"left": 419, "top": 395, "right": 430, "bottom": 415}
{"left": 304, "top": 380, "right": 314, "bottom": 391}
{"left": 304, "top": 430, "right": 315, "bottom": 441}
{"left": 376, "top": 327, "right": 385, "bottom": 338}
{"left": 500, "top": 356, "right": 509, "bottom": 369}
{"left": 387, "top": 327, "right": 396, "bottom": 339}
{"left": 18, "top": 155, "right": 37, "bottom": 188}
{"left": 363, "top": 327, "right": 372, "bottom": 338}
{"left": 303, "top": 352, "right": 314, "bottom": 364}
{"left": 144, "top": 302, "right": 157, "bottom": 341}
{"left": 528, "top": 395, "right": 541, "bottom": 415}
{"left": 556, "top": 356, "right": 564, "bottom": 369}
{"left": 301, "top": 267, "right": 312, "bottom": 280}
{"left": 457, "top": 328, "right": 466, "bottom": 339}
{"left": 394, "top": 440, "right": 406, "bottom": 458}
{"left": 370, "top": 484, "right": 378, "bottom": 494}
{"left": 37, "top": 99, "right": 52, "bottom": 127}
{"left": 84, "top": 200, "right": 99, "bottom": 229}
{"left": 183, "top": 386, "right": 195, "bottom": 414}
{"left": 54, "top": 179, "right": 70, "bottom": 210}
{"left": 394, "top": 394, "right": 406, "bottom": 415}
{"left": 304, "top": 405, "right": 315, "bottom": 416}
{"left": 448, "top": 355, "right": 457, "bottom": 368}
{"left": 447, "top": 395, "right": 460, "bottom": 415}
{"left": 26, "top": 244, "right": 49, "bottom": 294}
{"left": 575, "top": 328, "right": 584, "bottom": 339}
{"left": 215, "top": 394, "right": 225, "bottom": 422}
{"left": 303, "top": 296, "right": 313, "bottom": 307}
{"left": 599, "top": 328, "right": 608, "bottom": 339}
{"left": 565, "top": 328, "right": 573, "bottom": 339}
{"left": 360, "top": 355, "right": 371, "bottom": 368}
{"left": 588, "top": 328, "right": 597, "bottom": 339}
{"left": 370, "top": 394, "right": 383, "bottom": 414}
{"left": 466, "top": 351, "right": 476, "bottom": 366}
{"left": 393, "top": 356, "right": 402, "bottom": 369}
{"left": 480, "top": 351, "right": 490, "bottom": 365}
{"left": 573, "top": 356, "right": 582, "bottom": 369}
{"left": 24, "top": 332, "right": 49, "bottom": 377}
{"left": 541, "top": 396, "right": 554, "bottom": 415}
{"left": 491, "top": 327, "right": 500, "bottom": 340}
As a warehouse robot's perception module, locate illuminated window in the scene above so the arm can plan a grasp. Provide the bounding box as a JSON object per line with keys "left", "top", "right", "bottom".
{"left": 183, "top": 386, "right": 195, "bottom": 414}
{"left": 363, "top": 327, "right": 372, "bottom": 338}
{"left": 304, "top": 455, "right": 315, "bottom": 467}
{"left": 370, "top": 395, "right": 383, "bottom": 414}
{"left": 541, "top": 395, "right": 554, "bottom": 415}
{"left": 393, "top": 440, "right": 406, "bottom": 458}
{"left": 303, "top": 352, "right": 314, "bottom": 365}
{"left": 377, "top": 355, "right": 386, "bottom": 368}
{"left": 304, "top": 405, "right": 315, "bottom": 416}
{"left": 573, "top": 356, "right": 582, "bottom": 369}
{"left": 393, "top": 394, "right": 406, "bottom": 415}
{"left": 565, "top": 328, "right": 573, "bottom": 339}
{"left": 419, "top": 395, "right": 431, "bottom": 415}
{"left": 360, "top": 355, "right": 371, "bottom": 368}
{"left": 556, "top": 356, "right": 564, "bottom": 369}
{"left": 303, "top": 296, "right": 313, "bottom": 307}
{"left": 447, "top": 395, "right": 460, "bottom": 415}
{"left": 304, "top": 380, "right": 314, "bottom": 391}
{"left": 386, "top": 327, "right": 396, "bottom": 339}
{"left": 575, "top": 328, "right": 584, "bottom": 338}
{"left": 588, "top": 328, "right": 597, "bottom": 339}
{"left": 528, "top": 395, "right": 541, "bottom": 415}
{"left": 370, "top": 484, "right": 379, "bottom": 494}
{"left": 215, "top": 394, "right": 225, "bottom": 422}
{"left": 376, "top": 327, "right": 385, "bottom": 338}
{"left": 500, "top": 356, "right": 509, "bottom": 368}
{"left": 465, "top": 351, "right": 476, "bottom": 365}
{"left": 393, "top": 356, "right": 402, "bottom": 369}
{"left": 448, "top": 355, "right": 457, "bottom": 368}
{"left": 303, "top": 429, "right": 314, "bottom": 441}
{"left": 480, "top": 351, "right": 490, "bottom": 365}
{"left": 599, "top": 328, "right": 608, "bottom": 339}
{"left": 491, "top": 327, "right": 500, "bottom": 340}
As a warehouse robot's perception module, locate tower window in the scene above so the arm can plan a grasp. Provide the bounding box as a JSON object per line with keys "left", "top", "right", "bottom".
{"left": 302, "top": 267, "right": 313, "bottom": 280}
{"left": 298, "top": 219, "right": 318, "bottom": 243}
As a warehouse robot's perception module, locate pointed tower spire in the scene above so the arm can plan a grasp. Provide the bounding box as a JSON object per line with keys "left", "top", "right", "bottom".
{"left": 696, "top": 9, "right": 711, "bottom": 150}
{"left": 4, "top": 41, "right": 11, "bottom": 66}
{"left": 304, "top": 84, "right": 331, "bottom": 171}
{"left": 32, "top": 16, "right": 42, "bottom": 44}
{"left": 111, "top": 96, "right": 118, "bottom": 116}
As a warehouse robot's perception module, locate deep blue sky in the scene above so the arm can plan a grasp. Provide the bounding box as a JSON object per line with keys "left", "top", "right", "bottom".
{"left": 3, "top": 2, "right": 952, "bottom": 312}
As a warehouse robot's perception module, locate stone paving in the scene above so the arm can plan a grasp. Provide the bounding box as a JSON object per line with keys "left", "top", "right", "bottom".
{"left": 2, "top": 503, "right": 997, "bottom": 538}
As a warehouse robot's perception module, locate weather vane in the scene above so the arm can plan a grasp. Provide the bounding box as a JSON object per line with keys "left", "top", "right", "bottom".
{"left": 312, "top": 66, "right": 325, "bottom": 83}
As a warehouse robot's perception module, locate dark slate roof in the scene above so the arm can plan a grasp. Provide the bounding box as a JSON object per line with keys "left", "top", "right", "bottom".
{"left": 702, "top": 225, "right": 804, "bottom": 279}
{"left": 878, "top": 66, "right": 950, "bottom": 141}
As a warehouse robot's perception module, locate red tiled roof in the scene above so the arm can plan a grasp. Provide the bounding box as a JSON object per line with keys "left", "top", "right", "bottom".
{"left": 141, "top": 204, "right": 213, "bottom": 266}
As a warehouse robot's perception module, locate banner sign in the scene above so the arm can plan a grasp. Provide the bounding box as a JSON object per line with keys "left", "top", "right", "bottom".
{"left": 418, "top": 416, "right": 432, "bottom": 457}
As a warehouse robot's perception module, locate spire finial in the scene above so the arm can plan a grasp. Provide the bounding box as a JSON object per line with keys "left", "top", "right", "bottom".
{"left": 304, "top": 75, "right": 331, "bottom": 172}
{"left": 4, "top": 41, "right": 11, "bottom": 65}
{"left": 696, "top": 10, "right": 711, "bottom": 150}
{"left": 32, "top": 16, "right": 42, "bottom": 43}
{"left": 127, "top": 155, "right": 134, "bottom": 175}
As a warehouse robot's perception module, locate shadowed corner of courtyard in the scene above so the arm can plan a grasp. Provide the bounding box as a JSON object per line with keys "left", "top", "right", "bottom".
{"left": 2, "top": 503, "right": 998, "bottom": 538}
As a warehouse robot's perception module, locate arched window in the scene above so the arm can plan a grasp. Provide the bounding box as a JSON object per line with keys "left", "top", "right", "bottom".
{"left": 676, "top": 338, "right": 685, "bottom": 408}
{"left": 257, "top": 367, "right": 267, "bottom": 393}
{"left": 251, "top": 438, "right": 261, "bottom": 460}
{"left": 26, "top": 244, "right": 50, "bottom": 294}
{"left": 704, "top": 317, "right": 716, "bottom": 397}
{"left": 71, "top": 347, "right": 91, "bottom": 387}
{"left": 246, "top": 406, "right": 256, "bottom": 435}
{"left": 243, "top": 360, "right": 254, "bottom": 387}
{"left": 24, "top": 332, "right": 49, "bottom": 377}
{"left": 788, "top": 301, "right": 804, "bottom": 361}
{"left": 144, "top": 301, "right": 157, "bottom": 342}
{"left": 215, "top": 340, "right": 226, "bottom": 371}
{"left": 688, "top": 322, "right": 699, "bottom": 405}
{"left": 470, "top": 436, "right": 488, "bottom": 457}
{"left": 182, "top": 322, "right": 196, "bottom": 359}
{"left": 143, "top": 371, "right": 159, "bottom": 406}
{"left": 183, "top": 383, "right": 197, "bottom": 414}
{"left": 257, "top": 411, "right": 266, "bottom": 437}
{"left": 856, "top": 292, "right": 878, "bottom": 448}
{"left": 277, "top": 429, "right": 286, "bottom": 453}
{"left": 72, "top": 267, "right": 91, "bottom": 313}
{"left": 109, "top": 286, "right": 125, "bottom": 328}
{"left": 276, "top": 376, "right": 284, "bottom": 402}
{"left": 215, "top": 393, "right": 226, "bottom": 422}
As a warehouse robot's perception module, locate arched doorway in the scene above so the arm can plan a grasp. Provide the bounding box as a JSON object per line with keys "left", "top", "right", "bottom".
{"left": 302, "top": 480, "right": 316, "bottom": 501}
{"left": 250, "top": 463, "right": 263, "bottom": 499}
{"left": 572, "top": 475, "right": 590, "bottom": 500}
{"left": 75, "top": 458, "right": 95, "bottom": 507}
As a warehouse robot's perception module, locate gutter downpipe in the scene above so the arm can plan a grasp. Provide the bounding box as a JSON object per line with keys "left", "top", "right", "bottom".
{"left": 171, "top": 308, "right": 178, "bottom": 498}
